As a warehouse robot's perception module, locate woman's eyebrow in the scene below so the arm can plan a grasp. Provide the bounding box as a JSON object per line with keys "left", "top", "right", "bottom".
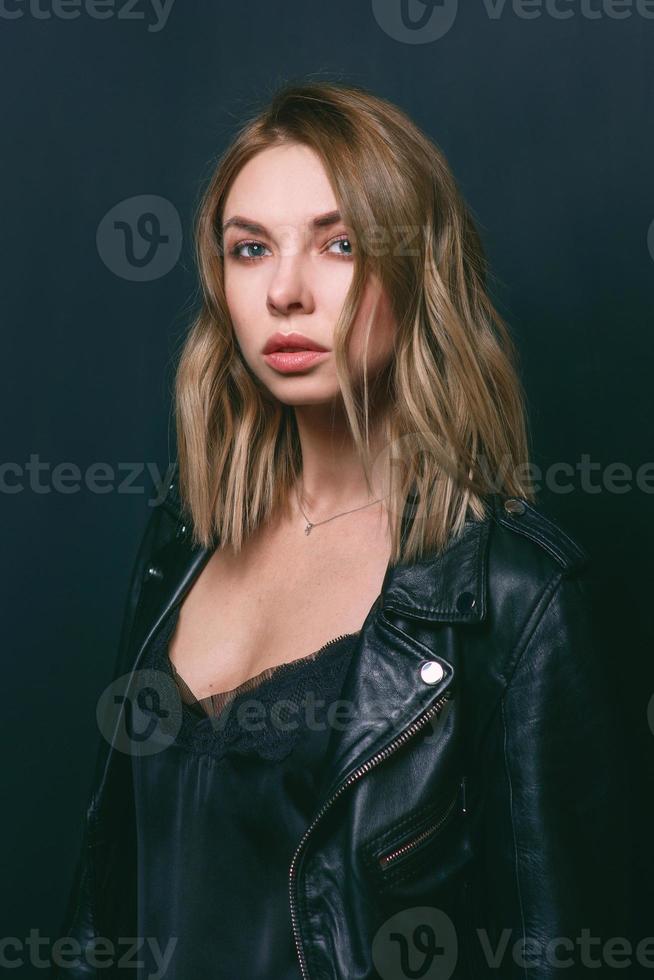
{"left": 222, "top": 210, "right": 342, "bottom": 236}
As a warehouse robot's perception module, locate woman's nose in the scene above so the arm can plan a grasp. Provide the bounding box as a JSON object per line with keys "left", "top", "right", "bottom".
{"left": 266, "top": 258, "right": 314, "bottom": 315}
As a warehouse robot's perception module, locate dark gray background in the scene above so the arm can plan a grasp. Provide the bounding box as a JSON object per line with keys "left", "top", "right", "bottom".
{"left": 1, "top": 0, "right": 652, "bottom": 969}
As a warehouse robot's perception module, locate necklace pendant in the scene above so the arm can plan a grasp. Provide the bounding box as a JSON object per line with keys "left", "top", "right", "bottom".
{"left": 304, "top": 522, "right": 313, "bottom": 536}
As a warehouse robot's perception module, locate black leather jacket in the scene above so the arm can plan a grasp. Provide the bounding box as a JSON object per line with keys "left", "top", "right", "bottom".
{"left": 52, "top": 468, "right": 630, "bottom": 979}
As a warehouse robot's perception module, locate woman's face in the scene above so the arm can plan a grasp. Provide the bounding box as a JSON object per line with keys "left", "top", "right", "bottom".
{"left": 222, "top": 142, "right": 395, "bottom": 406}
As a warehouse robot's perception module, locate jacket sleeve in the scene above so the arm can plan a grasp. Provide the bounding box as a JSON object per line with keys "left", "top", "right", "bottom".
{"left": 50, "top": 501, "right": 165, "bottom": 979}
{"left": 471, "top": 568, "right": 632, "bottom": 978}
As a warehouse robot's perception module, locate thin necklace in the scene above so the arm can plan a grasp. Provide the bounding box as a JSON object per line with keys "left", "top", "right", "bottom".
{"left": 295, "top": 479, "right": 388, "bottom": 536}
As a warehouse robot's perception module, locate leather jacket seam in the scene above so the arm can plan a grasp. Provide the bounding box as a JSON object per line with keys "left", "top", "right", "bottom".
{"left": 518, "top": 500, "right": 588, "bottom": 562}
{"left": 498, "top": 570, "right": 575, "bottom": 980}
{"left": 459, "top": 579, "right": 552, "bottom": 760}
{"left": 501, "top": 695, "right": 529, "bottom": 980}
{"left": 299, "top": 866, "right": 324, "bottom": 980}
{"left": 491, "top": 500, "right": 588, "bottom": 571}
{"left": 504, "top": 572, "right": 564, "bottom": 686}
{"left": 66, "top": 861, "right": 93, "bottom": 944}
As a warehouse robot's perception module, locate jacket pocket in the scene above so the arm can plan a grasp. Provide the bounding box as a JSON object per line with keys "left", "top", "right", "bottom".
{"left": 362, "top": 778, "right": 465, "bottom": 889}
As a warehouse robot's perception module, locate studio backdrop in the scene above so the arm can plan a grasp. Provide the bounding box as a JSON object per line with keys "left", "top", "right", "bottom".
{"left": 1, "top": 1, "right": 652, "bottom": 974}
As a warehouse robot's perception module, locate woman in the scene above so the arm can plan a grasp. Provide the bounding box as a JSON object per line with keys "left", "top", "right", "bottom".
{"left": 53, "top": 81, "right": 628, "bottom": 979}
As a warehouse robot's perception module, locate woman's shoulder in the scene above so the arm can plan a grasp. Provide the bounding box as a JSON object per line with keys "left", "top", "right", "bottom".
{"left": 484, "top": 493, "right": 590, "bottom": 582}
{"left": 480, "top": 493, "right": 594, "bottom": 655}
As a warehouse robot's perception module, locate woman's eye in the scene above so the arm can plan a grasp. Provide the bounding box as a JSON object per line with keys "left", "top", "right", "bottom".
{"left": 230, "top": 240, "right": 271, "bottom": 261}
{"left": 229, "top": 237, "right": 353, "bottom": 261}
{"left": 326, "top": 236, "right": 353, "bottom": 258}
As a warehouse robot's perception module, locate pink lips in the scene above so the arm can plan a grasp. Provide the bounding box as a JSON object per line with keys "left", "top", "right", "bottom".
{"left": 262, "top": 330, "right": 330, "bottom": 373}
{"left": 262, "top": 350, "right": 329, "bottom": 373}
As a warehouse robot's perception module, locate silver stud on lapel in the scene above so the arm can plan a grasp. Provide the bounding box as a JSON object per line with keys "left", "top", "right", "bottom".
{"left": 145, "top": 564, "right": 164, "bottom": 581}
{"left": 504, "top": 497, "right": 526, "bottom": 515}
{"left": 176, "top": 522, "right": 188, "bottom": 540}
{"left": 420, "top": 661, "right": 445, "bottom": 685}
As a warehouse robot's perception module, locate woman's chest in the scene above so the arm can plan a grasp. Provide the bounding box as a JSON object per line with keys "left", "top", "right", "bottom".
{"left": 167, "top": 515, "right": 392, "bottom": 700}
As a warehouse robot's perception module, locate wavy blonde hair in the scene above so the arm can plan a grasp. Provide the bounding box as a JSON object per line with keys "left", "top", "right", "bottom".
{"left": 174, "top": 80, "right": 535, "bottom": 564}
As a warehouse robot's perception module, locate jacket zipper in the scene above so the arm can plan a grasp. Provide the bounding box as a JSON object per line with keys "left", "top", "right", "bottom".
{"left": 377, "top": 785, "right": 459, "bottom": 870}
{"left": 288, "top": 685, "right": 453, "bottom": 980}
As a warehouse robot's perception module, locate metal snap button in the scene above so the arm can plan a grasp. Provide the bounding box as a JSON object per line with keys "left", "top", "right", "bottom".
{"left": 456, "top": 591, "right": 476, "bottom": 613}
{"left": 504, "top": 497, "right": 526, "bottom": 515}
{"left": 145, "top": 564, "right": 163, "bottom": 581}
{"left": 420, "top": 661, "right": 444, "bottom": 685}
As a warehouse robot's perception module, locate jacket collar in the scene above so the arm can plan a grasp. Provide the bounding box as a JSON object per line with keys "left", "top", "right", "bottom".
{"left": 380, "top": 507, "right": 490, "bottom": 623}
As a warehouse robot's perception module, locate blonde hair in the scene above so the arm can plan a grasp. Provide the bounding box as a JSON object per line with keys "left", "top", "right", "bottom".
{"left": 173, "top": 79, "right": 535, "bottom": 564}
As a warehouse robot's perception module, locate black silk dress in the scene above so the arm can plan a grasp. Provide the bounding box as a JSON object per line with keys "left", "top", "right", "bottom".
{"left": 130, "top": 600, "right": 360, "bottom": 979}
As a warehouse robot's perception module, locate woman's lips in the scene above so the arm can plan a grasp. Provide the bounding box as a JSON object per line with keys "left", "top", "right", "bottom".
{"left": 262, "top": 350, "right": 329, "bottom": 373}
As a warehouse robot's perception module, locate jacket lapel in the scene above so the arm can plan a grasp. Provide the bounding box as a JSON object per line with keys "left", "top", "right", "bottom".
{"left": 94, "top": 531, "right": 215, "bottom": 808}
{"left": 316, "top": 512, "right": 492, "bottom": 803}
{"left": 128, "top": 533, "right": 214, "bottom": 680}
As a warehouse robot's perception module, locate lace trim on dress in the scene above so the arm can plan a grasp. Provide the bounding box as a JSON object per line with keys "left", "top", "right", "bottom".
{"left": 145, "top": 604, "right": 361, "bottom": 761}
{"left": 168, "top": 631, "right": 360, "bottom": 719}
